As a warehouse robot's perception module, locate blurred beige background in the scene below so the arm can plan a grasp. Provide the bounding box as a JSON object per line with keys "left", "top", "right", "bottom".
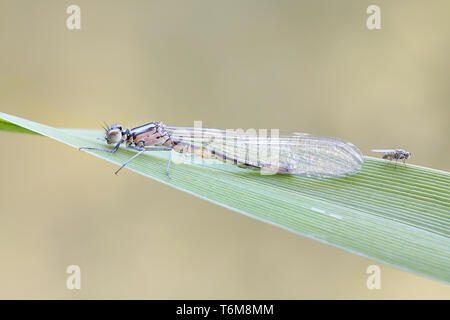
{"left": 0, "top": 0, "right": 449, "bottom": 299}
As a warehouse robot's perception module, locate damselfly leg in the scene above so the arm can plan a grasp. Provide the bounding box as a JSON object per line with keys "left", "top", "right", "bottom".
{"left": 114, "top": 148, "right": 146, "bottom": 175}
{"left": 80, "top": 143, "right": 173, "bottom": 177}
{"left": 79, "top": 141, "right": 123, "bottom": 153}
{"left": 114, "top": 146, "right": 173, "bottom": 176}
{"left": 166, "top": 149, "right": 173, "bottom": 178}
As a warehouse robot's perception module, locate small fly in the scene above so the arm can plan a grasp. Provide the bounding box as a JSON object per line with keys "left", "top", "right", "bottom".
{"left": 372, "top": 149, "right": 412, "bottom": 166}
{"left": 79, "top": 122, "right": 364, "bottom": 178}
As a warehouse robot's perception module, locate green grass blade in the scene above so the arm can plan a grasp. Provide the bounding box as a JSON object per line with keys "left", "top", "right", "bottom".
{"left": 1, "top": 112, "right": 449, "bottom": 283}
{"left": 0, "top": 118, "right": 39, "bottom": 135}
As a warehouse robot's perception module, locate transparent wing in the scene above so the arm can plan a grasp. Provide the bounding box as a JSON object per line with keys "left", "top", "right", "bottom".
{"left": 372, "top": 149, "right": 395, "bottom": 153}
{"left": 167, "top": 126, "right": 364, "bottom": 178}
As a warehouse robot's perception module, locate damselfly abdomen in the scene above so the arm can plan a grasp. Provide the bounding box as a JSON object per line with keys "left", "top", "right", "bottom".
{"left": 80, "top": 122, "right": 364, "bottom": 178}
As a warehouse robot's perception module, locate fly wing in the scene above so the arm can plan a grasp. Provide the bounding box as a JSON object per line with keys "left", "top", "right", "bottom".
{"left": 167, "top": 126, "right": 364, "bottom": 178}
{"left": 372, "top": 149, "right": 395, "bottom": 153}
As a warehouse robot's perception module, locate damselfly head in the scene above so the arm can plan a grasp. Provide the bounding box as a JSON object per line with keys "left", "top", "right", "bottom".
{"left": 104, "top": 124, "right": 123, "bottom": 144}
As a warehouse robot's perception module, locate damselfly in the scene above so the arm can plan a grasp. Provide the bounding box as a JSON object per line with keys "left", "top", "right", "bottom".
{"left": 79, "top": 122, "right": 364, "bottom": 178}
{"left": 372, "top": 149, "right": 411, "bottom": 166}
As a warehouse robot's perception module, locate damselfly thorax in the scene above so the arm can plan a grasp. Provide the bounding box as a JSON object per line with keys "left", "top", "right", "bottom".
{"left": 80, "top": 122, "right": 364, "bottom": 178}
